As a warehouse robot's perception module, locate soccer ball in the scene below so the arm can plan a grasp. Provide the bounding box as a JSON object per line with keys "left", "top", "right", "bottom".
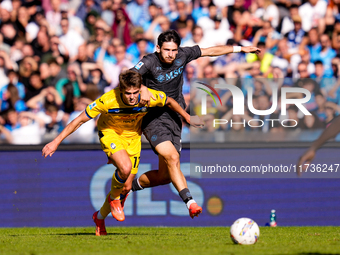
{"left": 230, "top": 218, "right": 260, "bottom": 245}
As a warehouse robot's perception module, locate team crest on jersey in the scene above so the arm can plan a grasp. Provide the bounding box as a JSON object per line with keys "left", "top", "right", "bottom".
{"left": 156, "top": 74, "right": 165, "bottom": 82}
{"left": 89, "top": 102, "right": 97, "bottom": 110}
{"left": 135, "top": 61, "right": 144, "bottom": 70}
{"left": 156, "top": 66, "right": 162, "bottom": 71}
{"left": 174, "top": 59, "right": 182, "bottom": 66}
{"left": 110, "top": 143, "right": 116, "bottom": 149}
{"left": 141, "top": 107, "right": 147, "bottom": 112}
{"left": 151, "top": 135, "right": 157, "bottom": 141}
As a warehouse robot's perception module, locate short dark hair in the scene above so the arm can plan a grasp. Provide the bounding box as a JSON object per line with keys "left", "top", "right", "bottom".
{"left": 257, "top": 41, "right": 266, "bottom": 48}
{"left": 31, "top": 71, "right": 41, "bottom": 77}
{"left": 157, "top": 30, "right": 181, "bottom": 48}
{"left": 119, "top": 70, "right": 142, "bottom": 91}
{"left": 47, "top": 58, "right": 59, "bottom": 66}
{"left": 314, "top": 60, "right": 323, "bottom": 66}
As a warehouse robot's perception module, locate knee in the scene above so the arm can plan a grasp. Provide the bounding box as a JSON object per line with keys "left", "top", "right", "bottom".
{"left": 164, "top": 153, "right": 180, "bottom": 166}
{"left": 118, "top": 163, "right": 132, "bottom": 180}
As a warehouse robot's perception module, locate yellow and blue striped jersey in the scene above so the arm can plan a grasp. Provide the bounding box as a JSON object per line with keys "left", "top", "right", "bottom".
{"left": 85, "top": 87, "right": 167, "bottom": 138}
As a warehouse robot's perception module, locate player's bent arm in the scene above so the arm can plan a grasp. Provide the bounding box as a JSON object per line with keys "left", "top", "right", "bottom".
{"left": 165, "top": 97, "right": 189, "bottom": 122}
{"left": 297, "top": 116, "right": 340, "bottom": 174}
{"left": 165, "top": 98, "right": 203, "bottom": 128}
{"left": 310, "top": 116, "right": 340, "bottom": 151}
{"left": 200, "top": 46, "right": 261, "bottom": 57}
{"left": 42, "top": 111, "right": 90, "bottom": 158}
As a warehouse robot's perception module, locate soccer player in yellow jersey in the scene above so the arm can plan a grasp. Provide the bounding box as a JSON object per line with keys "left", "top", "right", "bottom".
{"left": 42, "top": 70, "right": 203, "bottom": 236}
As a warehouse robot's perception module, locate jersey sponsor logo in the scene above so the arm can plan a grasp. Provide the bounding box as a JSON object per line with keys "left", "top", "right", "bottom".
{"left": 174, "top": 59, "right": 182, "bottom": 66}
{"left": 99, "top": 98, "right": 104, "bottom": 104}
{"left": 165, "top": 66, "right": 184, "bottom": 82}
{"left": 156, "top": 74, "right": 165, "bottom": 82}
{"left": 110, "top": 143, "right": 116, "bottom": 149}
{"left": 158, "top": 93, "right": 164, "bottom": 100}
{"left": 155, "top": 66, "right": 184, "bottom": 83}
{"left": 108, "top": 107, "right": 149, "bottom": 114}
{"left": 89, "top": 102, "right": 97, "bottom": 110}
{"left": 135, "top": 61, "right": 144, "bottom": 70}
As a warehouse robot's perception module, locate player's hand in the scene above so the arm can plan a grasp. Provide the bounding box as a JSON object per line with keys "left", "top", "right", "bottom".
{"left": 187, "top": 115, "right": 204, "bottom": 128}
{"left": 42, "top": 141, "right": 58, "bottom": 158}
{"left": 296, "top": 149, "right": 316, "bottom": 177}
{"left": 242, "top": 46, "right": 261, "bottom": 54}
{"left": 139, "top": 86, "right": 156, "bottom": 107}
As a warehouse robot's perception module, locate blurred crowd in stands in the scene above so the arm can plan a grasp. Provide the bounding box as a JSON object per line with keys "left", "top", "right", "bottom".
{"left": 0, "top": 0, "right": 340, "bottom": 144}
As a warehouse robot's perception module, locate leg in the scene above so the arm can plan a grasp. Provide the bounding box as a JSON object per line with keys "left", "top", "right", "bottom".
{"left": 154, "top": 141, "right": 187, "bottom": 191}
{"left": 137, "top": 154, "right": 172, "bottom": 188}
{"left": 132, "top": 141, "right": 202, "bottom": 218}
{"left": 108, "top": 149, "right": 132, "bottom": 199}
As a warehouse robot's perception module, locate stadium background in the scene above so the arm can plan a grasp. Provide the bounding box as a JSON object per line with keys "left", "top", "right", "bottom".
{"left": 1, "top": 143, "right": 340, "bottom": 227}
{"left": 1, "top": 0, "right": 340, "bottom": 228}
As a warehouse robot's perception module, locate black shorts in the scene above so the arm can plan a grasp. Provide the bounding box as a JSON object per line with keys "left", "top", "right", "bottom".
{"left": 143, "top": 118, "right": 182, "bottom": 155}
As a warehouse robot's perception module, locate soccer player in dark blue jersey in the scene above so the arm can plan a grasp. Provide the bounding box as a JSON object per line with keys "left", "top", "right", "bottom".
{"left": 125, "top": 30, "right": 260, "bottom": 218}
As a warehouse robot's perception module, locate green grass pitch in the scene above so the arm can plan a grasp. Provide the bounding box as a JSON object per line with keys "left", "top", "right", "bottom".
{"left": 1, "top": 226, "right": 340, "bottom": 255}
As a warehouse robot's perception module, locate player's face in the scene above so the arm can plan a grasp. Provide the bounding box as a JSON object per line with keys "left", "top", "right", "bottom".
{"left": 122, "top": 87, "right": 140, "bottom": 105}
{"left": 157, "top": 41, "right": 178, "bottom": 64}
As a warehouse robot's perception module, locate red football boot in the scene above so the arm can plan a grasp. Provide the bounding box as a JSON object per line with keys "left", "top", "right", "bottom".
{"left": 92, "top": 211, "right": 107, "bottom": 236}
{"left": 189, "top": 203, "right": 202, "bottom": 219}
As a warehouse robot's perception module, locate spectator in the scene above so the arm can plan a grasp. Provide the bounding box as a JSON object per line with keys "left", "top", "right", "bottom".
{"left": 311, "top": 60, "right": 334, "bottom": 97}
{"left": 112, "top": 8, "right": 134, "bottom": 46}
{"left": 26, "top": 86, "right": 63, "bottom": 112}
{"left": 0, "top": 70, "right": 26, "bottom": 112}
{"left": 46, "top": 0, "right": 62, "bottom": 35}
{"left": 126, "top": 27, "right": 154, "bottom": 64}
{"left": 192, "top": 0, "right": 212, "bottom": 23}
{"left": 284, "top": 15, "right": 305, "bottom": 54}
{"left": 0, "top": 84, "right": 26, "bottom": 112}
{"left": 31, "top": 27, "right": 52, "bottom": 62}
{"left": 299, "top": 0, "right": 327, "bottom": 32}
{"left": 4, "top": 110, "right": 45, "bottom": 144}
{"left": 18, "top": 56, "right": 38, "bottom": 89}
{"left": 59, "top": 17, "right": 85, "bottom": 58}
{"left": 76, "top": 0, "right": 101, "bottom": 22}
{"left": 246, "top": 42, "right": 274, "bottom": 76}
{"left": 230, "top": 9, "right": 253, "bottom": 45}
{"left": 298, "top": 111, "right": 325, "bottom": 130}
{"left": 203, "top": 14, "right": 232, "bottom": 47}
{"left": 25, "top": 71, "right": 46, "bottom": 102}
{"left": 144, "top": 15, "right": 171, "bottom": 46}
{"left": 55, "top": 63, "right": 85, "bottom": 102}
{"left": 143, "top": 3, "right": 162, "bottom": 32}
{"left": 171, "top": 1, "right": 194, "bottom": 32}
{"left": 64, "top": 96, "right": 96, "bottom": 143}
{"left": 176, "top": 21, "right": 192, "bottom": 45}
{"left": 126, "top": 0, "right": 150, "bottom": 28}
{"left": 281, "top": 4, "right": 300, "bottom": 35}
{"left": 316, "top": 34, "right": 337, "bottom": 76}
{"left": 253, "top": 20, "right": 282, "bottom": 55}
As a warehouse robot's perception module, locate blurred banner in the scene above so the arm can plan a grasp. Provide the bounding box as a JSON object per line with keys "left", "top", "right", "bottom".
{"left": 1, "top": 148, "right": 340, "bottom": 227}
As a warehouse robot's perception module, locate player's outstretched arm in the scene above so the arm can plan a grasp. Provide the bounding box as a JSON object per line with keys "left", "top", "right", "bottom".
{"left": 297, "top": 116, "right": 340, "bottom": 175}
{"left": 165, "top": 97, "right": 204, "bottom": 128}
{"left": 42, "top": 111, "right": 90, "bottom": 158}
{"left": 200, "top": 46, "right": 261, "bottom": 57}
